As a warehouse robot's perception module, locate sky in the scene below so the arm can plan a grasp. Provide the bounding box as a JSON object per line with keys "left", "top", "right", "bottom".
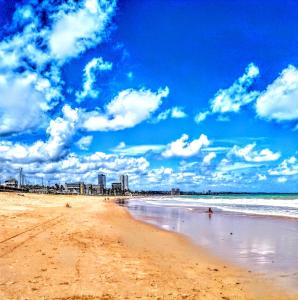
{"left": 0, "top": 0, "right": 297, "bottom": 192}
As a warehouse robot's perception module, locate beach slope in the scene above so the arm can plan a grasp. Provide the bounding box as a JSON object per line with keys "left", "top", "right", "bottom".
{"left": 0, "top": 193, "right": 296, "bottom": 300}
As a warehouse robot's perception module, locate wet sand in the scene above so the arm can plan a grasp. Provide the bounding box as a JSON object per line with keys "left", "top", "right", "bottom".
{"left": 0, "top": 192, "right": 297, "bottom": 299}
{"left": 126, "top": 200, "right": 298, "bottom": 293}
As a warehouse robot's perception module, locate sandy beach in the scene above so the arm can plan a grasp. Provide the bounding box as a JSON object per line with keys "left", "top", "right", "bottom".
{"left": 0, "top": 193, "right": 297, "bottom": 300}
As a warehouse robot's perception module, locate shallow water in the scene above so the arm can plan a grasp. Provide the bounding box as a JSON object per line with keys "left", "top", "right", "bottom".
{"left": 143, "top": 194, "right": 298, "bottom": 218}
{"left": 126, "top": 196, "right": 298, "bottom": 291}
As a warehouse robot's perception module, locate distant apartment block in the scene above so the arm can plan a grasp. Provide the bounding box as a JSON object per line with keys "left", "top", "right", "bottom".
{"left": 65, "top": 182, "right": 85, "bottom": 194}
{"left": 97, "top": 173, "right": 106, "bottom": 194}
{"left": 112, "top": 182, "right": 122, "bottom": 191}
{"left": 119, "top": 174, "right": 129, "bottom": 191}
{"left": 3, "top": 178, "right": 18, "bottom": 188}
{"left": 98, "top": 174, "right": 106, "bottom": 188}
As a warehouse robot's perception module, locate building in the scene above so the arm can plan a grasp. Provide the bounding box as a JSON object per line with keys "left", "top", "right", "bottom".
{"left": 111, "top": 182, "right": 122, "bottom": 194}
{"left": 65, "top": 182, "right": 85, "bottom": 194}
{"left": 85, "top": 184, "right": 94, "bottom": 195}
{"left": 98, "top": 174, "right": 106, "bottom": 188}
{"left": 119, "top": 174, "right": 129, "bottom": 191}
{"left": 171, "top": 188, "right": 180, "bottom": 195}
{"left": 98, "top": 174, "right": 106, "bottom": 194}
{"left": 3, "top": 178, "right": 18, "bottom": 188}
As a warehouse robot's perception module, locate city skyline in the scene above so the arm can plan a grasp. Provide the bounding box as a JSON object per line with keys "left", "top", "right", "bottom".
{"left": 0, "top": 0, "right": 297, "bottom": 192}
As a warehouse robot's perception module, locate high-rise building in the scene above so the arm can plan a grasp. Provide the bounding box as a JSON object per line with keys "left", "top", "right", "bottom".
{"left": 98, "top": 174, "right": 106, "bottom": 189}
{"left": 119, "top": 174, "right": 129, "bottom": 191}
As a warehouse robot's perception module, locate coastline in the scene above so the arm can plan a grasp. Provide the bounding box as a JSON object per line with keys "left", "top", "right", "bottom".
{"left": 0, "top": 192, "right": 296, "bottom": 299}
{"left": 130, "top": 195, "right": 298, "bottom": 220}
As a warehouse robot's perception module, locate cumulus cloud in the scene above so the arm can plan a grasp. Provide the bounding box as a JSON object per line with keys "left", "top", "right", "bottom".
{"left": 203, "top": 152, "right": 216, "bottom": 165}
{"left": 0, "top": 0, "right": 116, "bottom": 135}
{"left": 76, "top": 57, "right": 113, "bottom": 102}
{"left": 82, "top": 87, "right": 169, "bottom": 131}
{"left": 171, "top": 107, "right": 187, "bottom": 118}
{"left": 268, "top": 156, "right": 298, "bottom": 176}
{"left": 76, "top": 135, "right": 93, "bottom": 150}
{"left": 146, "top": 167, "right": 174, "bottom": 184}
{"left": 229, "top": 143, "right": 280, "bottom": 162}
{"left": 195, "top": 64, "right": 298, "bottom": 127}
{"left": 210, "top": 63, "right": 260, "bottom": 113}
{"left": 194, "top": 111, "right": 210, "bottom": 124}
{"left": 256, "top": 65, "right": 298, "bottom": 122}
{"left": 49, "top": 0, "right": 116, "bottom": 62}
{"left": 0, "top": 71, "right": 60, "bottom": 135}
{"left": 0, "top": 105, "right": 78, "bottom": 163}
{"left": 162, "top": 134, "right": 210, "bottom": 158}
{"left": 153, "top": 106, "right": 187, "bottom": 123}
{"left": 195, "top": 63, "right": 259, "bottom": 123}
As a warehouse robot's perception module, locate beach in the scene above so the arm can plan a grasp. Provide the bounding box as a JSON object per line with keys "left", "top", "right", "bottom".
{"left": 0, "top": 193, "right": 297, "bottom": 300}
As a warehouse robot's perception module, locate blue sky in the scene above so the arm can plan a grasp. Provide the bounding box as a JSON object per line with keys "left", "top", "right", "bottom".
{"left": 0, "top": 0, "right": 298, "bottom": 192}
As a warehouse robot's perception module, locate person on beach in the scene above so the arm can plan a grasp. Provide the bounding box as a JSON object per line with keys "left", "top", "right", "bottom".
{"left": 208, "top": 207, "right": 213, "bottom": 214}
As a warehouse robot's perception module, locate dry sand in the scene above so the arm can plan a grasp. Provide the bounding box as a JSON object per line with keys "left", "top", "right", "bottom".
{"left": 0, "top": 192, "right": 297, "bottom": 300}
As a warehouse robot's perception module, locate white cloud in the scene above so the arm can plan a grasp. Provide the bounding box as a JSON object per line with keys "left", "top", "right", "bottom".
{"left": 229, "top": 143, "right": 280, "bottom": 162}
{"left": 0, "top": 105, "right": 78, "bottom": 163}
{"left": 171, "top": 107, "right": 187, "bottom": 118}
{"left": 76, "top": 57, "right": 113, "bottom": 102}
{"left": 268, "top": 156, "right": 298, "bottom": 176}
{"left": 277, "top": 177, "right": 287, "bottom": 183}
{"left": 257, "top": 174, "right": 267, "bottom": 181}
{"left": 203, "top": 152, "right": 216, "bottom": 165}
{"left": 154, "top": 106, "right": 187, "bottom": 122}
{"left": 0, "top": 0, "right": 116, "bottom": 135}
{"left": 76, "top": 135, "right": 93, "bottom": 150}
{"left": 82, "top": 87, "right": 169, "bottom": 131}
{"left": 146, "top": 167, "right": 174, "bottom": 184}
{"left": 49, "top": 0, "right": 116, "bottom": 62}
{"left": 194, "top": 111, "right": 210, "bottom": 123}
{"left": 210, "top": 63, "right": 260, "bottom": 114}
{"left": 154, "top": 110, "right": 169, "bottom": 122}
{"left": 162, "top": 134, "right": 210, "bottom": 158}
{"left": 112, "top": 142, "right": 165, "bottom": 156}
{"left": 256, "top": 65, "right": 298, "bottom": 121}
{"left": 0, "top": 71, "right": 60, "bottom": 135}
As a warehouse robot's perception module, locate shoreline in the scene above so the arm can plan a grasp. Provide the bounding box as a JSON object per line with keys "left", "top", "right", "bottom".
{"left": 127, "top": 195, "right": 298, "bottom": 220}
{"left": 0, "top": 192, "right": 297, "bottom": 299}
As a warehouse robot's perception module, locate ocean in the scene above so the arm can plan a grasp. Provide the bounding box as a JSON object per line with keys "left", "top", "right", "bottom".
{"left": 133, "top": 194, "right": 298, "bottom": 218}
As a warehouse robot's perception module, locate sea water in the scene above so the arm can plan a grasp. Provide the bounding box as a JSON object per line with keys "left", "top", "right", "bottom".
{"left": 140, "top": 194, "right": 298, "bottom": 218}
